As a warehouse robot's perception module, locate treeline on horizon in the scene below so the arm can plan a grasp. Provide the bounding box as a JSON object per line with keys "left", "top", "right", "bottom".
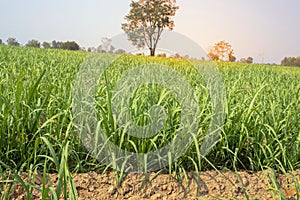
{"left": 0, "top": 37, "right": 300, "bottom": 67}
{"left": 0, "top": 37, "right": 128, "bottom": 55}
{"left": 0, "top": 37, "right": 81, "bottom": 51}
{"left": 281, "top": 56, "right": 300, "bottom": 67}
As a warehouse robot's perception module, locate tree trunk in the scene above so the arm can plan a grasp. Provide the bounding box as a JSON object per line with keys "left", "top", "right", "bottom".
{"left": 150, "top": 48, "right": 155, "bottom": 56}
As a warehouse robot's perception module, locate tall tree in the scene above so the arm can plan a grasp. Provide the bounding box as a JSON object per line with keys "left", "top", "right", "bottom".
{"left": 122, "top": 0, "right": 179, "bottom": 56}
{"left": 208, "top": 40, "right": 235, "bottom": 62}
{"left": 7, "top": 38, "right": 20, "bottom": 46}
{"left": 0, "top": 39, "right": 3, "bottom": 45}
{"left": 26, "top": 39, "right": 40, "bottom": 48}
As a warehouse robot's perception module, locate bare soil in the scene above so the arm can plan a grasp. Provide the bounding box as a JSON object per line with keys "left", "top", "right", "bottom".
{"left": 5, "top": 169, "right": 300, "bottom": 199}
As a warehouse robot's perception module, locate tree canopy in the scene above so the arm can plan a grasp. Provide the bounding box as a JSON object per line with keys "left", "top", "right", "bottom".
{"left": 42, "top": 42, "right": 51, "bottom": 49}
{"left": 51, "top": 40, "right": 62, "bottom": 49}
{"left": 7, "top": 38, "right": 20, "bottom": 46}
{"left": 122, "top": 0, "right": 179, "bottom": 56}
{"left": 281, "top": 57, "right": 300, "bottom": 67}
{"left": 240, "top": 57, "right": 254, "bottom": 64}
{"left": 60, "top": 41, "right": 80, "bottom": 51}
{"left": 208, "top": 40, "right": 236, "bottom": 62}
{"left": 26, "top": 39, "right": 41, "bottom": 48}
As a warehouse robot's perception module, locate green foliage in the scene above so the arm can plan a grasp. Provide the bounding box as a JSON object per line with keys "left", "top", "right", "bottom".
{"left": 48, "top": 40, "right": 80, "bottom": 50}
{"left": 0, "top": 46, "right": 87, "bottom": 170}
{"left": 0, "top": 45, "right": 299, "bottom": 199}
{"left": 60, "top": 41, "right": 80, "bottom": 51}
{"left": 0, "top": 45, "right": 299, "bottom": 173}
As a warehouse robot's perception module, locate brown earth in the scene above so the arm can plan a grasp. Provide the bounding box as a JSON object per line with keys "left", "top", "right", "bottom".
{"left": 3, "top": 169, "right": 300, "bottom": 199}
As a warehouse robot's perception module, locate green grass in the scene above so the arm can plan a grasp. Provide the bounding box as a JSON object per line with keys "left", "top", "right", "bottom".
{"left": 0, "top": 45, "right": 299, "bottom": 199}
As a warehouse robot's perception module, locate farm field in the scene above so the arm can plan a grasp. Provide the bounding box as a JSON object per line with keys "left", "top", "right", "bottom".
{"left": 0, "top": 45, "right": 300, "bottom": 199}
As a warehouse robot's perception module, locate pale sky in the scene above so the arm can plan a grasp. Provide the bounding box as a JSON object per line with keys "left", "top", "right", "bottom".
{"left": 0, "top": 0, "right": 299, "bottom": 63}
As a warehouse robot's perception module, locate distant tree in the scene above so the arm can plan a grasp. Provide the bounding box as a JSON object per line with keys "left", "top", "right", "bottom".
{"left": 157, "top": 53, "right": 167, "bottom": 57}
{"left": 246, "top": 57, "right": 253, "bottom": 64}
{"left": 26, "top": 39, "right": 40, "bottom": 48}
{"left": 87, "top": 47, "right": 97, "bottom": 52}
{"left": 240, "top": 58, "right": 247, "bottom": 63}
{"left": 60, "top": 41, "right": 80, "bottom": 50}
{"left": 97, "top": 49, "right": 107, "bottom": 53}
{"left": 97, "top": 37, "right": 115, "bottom": 53}
{"left": 122, "top": 0, "right": 179, "bottom": 56}
{"left": 240, "top": 57, "right": 253, "bottom": 64}
{"left": 42, "top": 42, "right": 51, "bottom": 49}
{"left": 170, "top": 53, "right": 189, "bottom": 59}
{"left": 52, "top": 40, "right": 58, "bottom": 48}
{"left": 114, "top": 49, "right": 126, "bottom": 54}
{"left": 281, "top": 57, "right": 300, "bottom": 67}
{"left": 51, "top": 40, "right": 62, "bottom": 49}
{"left": 183, "top": 54, "right": 189, "bottom": 59}
{"left": 170, "top": 53, "right": 185, "bottom": 58}
{"left": 172, "top": 53, "right": 180, "bottom": 58}
{"left": 208, "top": 40, "right": 235, "bottom": 62}
{"left": 90, "top": 47, "right": 96, "bottom": 52}
{"left": 294, "top": 57, "right": 300, "bottom": 66}
{"left": 7, "top": 38, "right": 20, "bottom": 46}
{"left": 228, "top": 50, "right": 236, "bottom": 62}
{"left": 0, "top": 39, "right": 3, "bottom": 45}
